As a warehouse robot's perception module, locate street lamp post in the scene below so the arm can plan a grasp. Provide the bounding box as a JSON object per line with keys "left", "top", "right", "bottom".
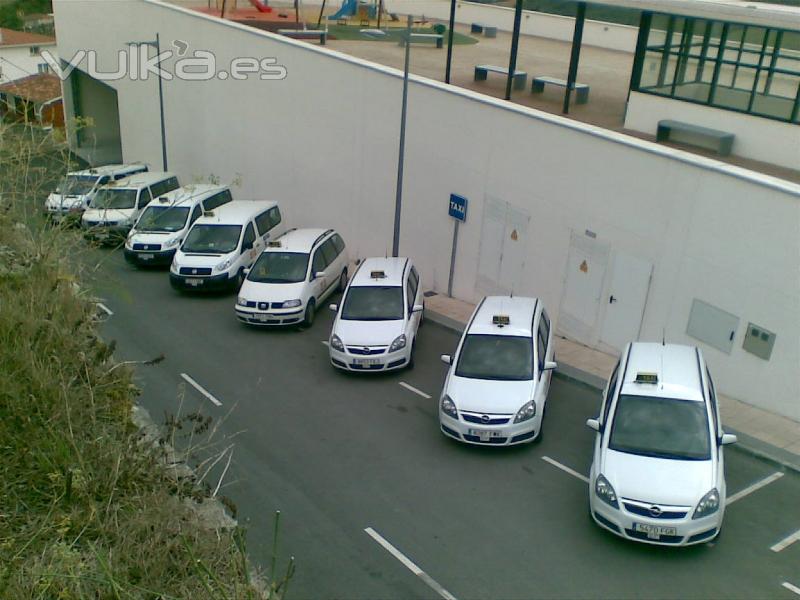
{"left": 392, "top": 14, "right": 412, "bottom": 257}
{"left": 127, "top": 34, "right": 168, "bottom": 171}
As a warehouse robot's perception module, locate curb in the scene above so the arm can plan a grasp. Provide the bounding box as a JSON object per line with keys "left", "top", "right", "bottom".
{"left": 424, "top": 306, "right": 800, "bottom": 475}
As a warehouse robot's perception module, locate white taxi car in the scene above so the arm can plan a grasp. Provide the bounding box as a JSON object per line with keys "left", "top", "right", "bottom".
{"left": 328, "top": 257, "right": 423, "bottom": 372}
{"left": 235, "top": 228, "right": 348, "bottom": 327}
{"left": 438, "top": 296, "right": 556, "bottom": 446}
{"left": 587, "top": 342, "right": 737, "bottom": 546}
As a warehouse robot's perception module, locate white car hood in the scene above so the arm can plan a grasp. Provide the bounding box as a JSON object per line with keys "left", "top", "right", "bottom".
{"left": 174, "top": 251, "right": 227, "bottom": 269}
{"left": 446, "top": 376, "right": 533, "bottom": 414}
{"left": 47, "top": 193, "right": 84, "bottom": 208}
{"left": 334, "top": 319, "right": 405, "bottom": 347}
{"left": 602, "top": 449, "right": 714, "bottom": 506}
{"left": 83, "top": 208, "right": 134, "bottom": 224}
{"left": 239, "top": 280, "right": 306, "bottom": 303}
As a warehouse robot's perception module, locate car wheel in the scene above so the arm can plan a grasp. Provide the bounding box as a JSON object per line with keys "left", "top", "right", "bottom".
{"left": 338, "top": 269, "right": 348, "bottom": 292}
{"left": 303, "top": 300, "right": 316, "bottom": 327}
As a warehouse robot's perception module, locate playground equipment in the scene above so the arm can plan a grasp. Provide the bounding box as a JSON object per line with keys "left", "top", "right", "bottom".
{"left": 328, "top": 0, "right": 357, "bottom": 20}
{"left": 248, "top": 0, "right": 272, "bottom": 12}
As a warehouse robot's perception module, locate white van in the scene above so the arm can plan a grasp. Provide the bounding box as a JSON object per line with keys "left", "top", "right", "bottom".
{"left": 124, "top": 184, "right": 233, "bottom": 266}
{"left": 45, "top": 163, "right": 149, "bottom": 221}
{"left": 81, "top": 172, "right": 179, "bottom": 242}
{"left": 170, "top": 200, "right": 285, "bottom": 292}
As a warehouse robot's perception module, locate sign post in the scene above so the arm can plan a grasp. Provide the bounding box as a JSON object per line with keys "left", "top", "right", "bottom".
{"left": 447, "top": 194, "right": 467, "bottom": 297}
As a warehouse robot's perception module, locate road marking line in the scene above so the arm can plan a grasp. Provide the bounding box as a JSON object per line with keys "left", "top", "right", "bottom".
{"left": 771, "top": 529, "right": 800, "bottom": 553}
{"left": 321, "top": 340, "right": 329, "bottom": 346}
{"left": 541, "top": 456, "right": 589, "bottom": 484}
{"left": 180, "top": 373, "right": 222, "bottom": 407}
{"left": 364, "top": 527, "right": 457, "bottom": 600}
{"left": 783, "top": 582, "right": 800, "bottom": 597}
{"left": 727, "top": 472, "right": 784, "bottom": 505}
{"left": 399, "top": 381, "right": 431, "bottom": 399}
{"left": 96, "top": 302, "right": 113, "bottom": 316}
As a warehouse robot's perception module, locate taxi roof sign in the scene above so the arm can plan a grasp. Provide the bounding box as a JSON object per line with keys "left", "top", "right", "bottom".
{"left": 635, "top": 372, "right": 659, "bottom": 384}
{"left": 267, "top": 241, "right": 282, "bottom": 247}
{"left": 492, "top": 315, "right": 510, "bottom": 326}
{"left": 370, "top": 270, "right": 386, "bottom": 279}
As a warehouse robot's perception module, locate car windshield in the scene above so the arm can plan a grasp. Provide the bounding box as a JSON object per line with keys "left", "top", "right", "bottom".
{"left": 341, "top": 286, "right": 404, "bottom": 321}
{"left": 248, "top": 252, "right": 309, "bottom": 284}
{"left": 181, "top": 224, "right": 241, "bottom": 254}
{"left": 56, "top": 174, "right": 97, "bottom": 196}
{"left": 136, "top": 206, "right": 190, "bottom": 232}
{"left": 455, "top": 334, "right": 533, "bottom": 381}
{"left": 92, "top": 188, "right": 137, "bottom": 209}
{"left": 609, "top": 395, "right": 711, "bottom": 460}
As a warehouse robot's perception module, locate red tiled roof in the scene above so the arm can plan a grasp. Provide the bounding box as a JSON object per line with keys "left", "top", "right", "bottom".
{"left": 0, "top": 28, "right": 56, "bottom": 47}
{"left": 0, "top": 73, "right": 61, "bottom": 104}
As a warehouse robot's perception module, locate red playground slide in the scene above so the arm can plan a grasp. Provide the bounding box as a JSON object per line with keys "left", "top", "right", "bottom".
{"left": 248, "top": 0, "right": 272, "bottom": 12}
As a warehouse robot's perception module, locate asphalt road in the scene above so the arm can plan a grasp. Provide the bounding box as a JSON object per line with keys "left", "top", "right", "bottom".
{"left": 91, "top": 247, "right": 800, "bottom": 600}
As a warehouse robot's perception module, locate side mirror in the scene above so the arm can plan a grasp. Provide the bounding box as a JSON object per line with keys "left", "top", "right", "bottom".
{"left": 440, "top": 354, "right": 452, "bottom": 365}
{"left": 329, "top": 303, "right": 338, "bottom": 312}
{"left": 412, "top": 304, "right": 424, "bottom": 313}
{"left": 242, "top": 241, "right": 253, "bottom": 251}
{"left": 243, "top": 267, "right": 251, "bottom": 276}
{"left": 586, "top": 418, "right": 601, "bottom": 432}
{"left": 544, "top": 360, "right": 558, "bottom": 371}
{"left": 314, "top": 271, "right": 325, "bottom": 279}
{"left": 720, "top": 433, "right": 738, "bottom": 446}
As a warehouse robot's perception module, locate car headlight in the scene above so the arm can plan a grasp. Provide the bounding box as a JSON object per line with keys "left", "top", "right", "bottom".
{"left": 170, "top": 260, "right": 179, "bottom": 274}
{"left": 389, "top": 334, "right": 407, "bottom": 353}
{"left": 237, "top": 296, "right": 249, "bottom": 307}
{"left": 330, "top": 334, "right": 344, "bottom": 352}
{"left": 164, "top": 236, "right": 181, "bottom": 249}
{"left": 440, "top": 394, "right": 458, "bottom": 419}
{"left": 594, "top": 474, "right": 619, "bottom": 509}
{"left": 513, "top": 400, "right": 537, "bottom": 423}
{"left": 214, "top": 257, "right": 234, "bottom": 272}
{"left": 692, "top": 488, "right": 720, "bottom": 519}
{"left": 282, "top": 299, "right": 302, "bottom": 308}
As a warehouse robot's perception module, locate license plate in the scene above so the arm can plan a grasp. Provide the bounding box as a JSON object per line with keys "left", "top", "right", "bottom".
{"left": 633, "top": 523, "right": 677, "bottom": 540}
{"left": 354, "top": 358, "right": 380, "bottom": 366}
{"left": 468, "top": 428, "right": 503, "bottom": 441}
{"left": 185, "top": 278, "right": 203, "bottom": 286}
{"left": 139, "top": 253, "right": 154, "bottom": 260}
{"left": 256, "top": 313, "right": 275, "bottom": 322}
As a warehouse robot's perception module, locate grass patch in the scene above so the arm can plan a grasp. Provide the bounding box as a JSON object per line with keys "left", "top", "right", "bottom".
{"left": 0, "top": 124, "right": 289, "bottom": 598}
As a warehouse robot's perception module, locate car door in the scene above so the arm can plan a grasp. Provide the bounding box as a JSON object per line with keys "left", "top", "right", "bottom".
{"left": 534, "top": 316, "right": 549, "bottom": 413}
{"left": 407, "top": 266, "right": 422, "bottom": 335}
{"left": 239, "top": 222, "right": 258, "bottom": 270}
{"left": 310, "top": 244, "right": 329, "bottom": 302}
{"left": 319, "top": 239, "right": 340, "bottom": 301}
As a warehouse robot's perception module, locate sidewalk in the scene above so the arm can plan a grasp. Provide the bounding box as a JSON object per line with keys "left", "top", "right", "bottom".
{"left": 423, "top": 292, "right": 800, "bottom": 473}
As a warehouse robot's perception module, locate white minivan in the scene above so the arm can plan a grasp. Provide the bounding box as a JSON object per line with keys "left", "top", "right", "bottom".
{"left": 170, "top": 200, "right": 285, "bottom": 292}
{"left": 124, "top": 184, "right": 233, "bottom": 267}
{"left": 82, "top": 172, "right": 179, "bottom": 242}
{"left": 45, "top": 163, "right": 149, "bottom": 221}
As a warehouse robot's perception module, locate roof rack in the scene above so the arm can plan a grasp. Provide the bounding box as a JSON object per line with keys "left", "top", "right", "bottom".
{"left": 312, "top": 229, "right": 334, "bottom": 249}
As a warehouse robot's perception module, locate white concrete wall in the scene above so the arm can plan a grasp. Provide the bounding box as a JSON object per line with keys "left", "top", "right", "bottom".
{"left": 0, "top": 44, "right": 57, "bottom": 83}
{"left": 382, "top": 0, "right": 639, "bottom": 52}
{"left": 53, "top": 0, "right": 800, "bottom": 421}
{"left": 625, "top": 92, "right": 800, "bottom": 170}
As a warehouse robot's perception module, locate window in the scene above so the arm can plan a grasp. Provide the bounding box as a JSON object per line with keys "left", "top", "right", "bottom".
{"left": 455, "top": 335, "right": 533, "bottom": 381}
{"left": 706, "top": 368, "right": 719, "bottom": 436}
{"left": 331, "top": 233, "right": 345, "bottom": 254}
{"left": 537, "top": 318, "right": 548, "bottom": 374}
{"left": 541, "top": 309, "right": 550, "bottom": 343}
{"left": 408, "top": 267, "right": 419, "bottom": 308}
{"left": 138, "top": 187, "right": 153, "bottom": 209}
{"left": 601, "top": 362, "right": 620, "bottom": 425}
{"left": 37, "top": 63, "right": 49, "bottom": 74}
{"left": 633, "top": 14, "right": 800, "bottom": 123}
{"left": 98, "top": 176, "right": 110, "bottom": 185}
{"left": 249, "top": 252, "right": 309, "bottom": 284}
{"left": 29, "top": 46, "right": 40, "bottom": 56}
{"left": 268, "top": 207, "right": 281, "bottom": 228}
{"left": 341, "top": 286, "right": 404, "bottom": 321}
{"left": 255, "top": 210, "right": 273, "bottom": 236}
{"left": 321, "top": 238, "right": 338, "bottom": 267}
{"left": 241, "top": 223, "right": 256, "bottom": 249}
{"left": 406, "top": 280, "right": 415, "bottom": 312}
{"left": 190, "top": 204, "right": 202, "bottom": 225}
{"left": 203, "top": 189, "right": 232, "bottom": 211}
{"left": 311, "top": 248, "right": 326, "bottom": 276}
{"left": 150, "top": 177, "right": 179, "bottom": 199}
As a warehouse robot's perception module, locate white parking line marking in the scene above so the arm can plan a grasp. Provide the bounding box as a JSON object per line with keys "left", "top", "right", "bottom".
{"left": 783, "top": 582, "right": 800, "bottom": 597}
{"left": 727, "top": 472, "right": 784, "bottom": 505}
{"left": 180, "top": 373, "right": 222, "bottom": 407}
{"left": 321, "top": 340, "right": 329, "bottom": 346}
{"left": 399, "top": 381, "right": 431, "bottom": 399}
{"left": 771, "top": 529, "right": 800, "bottom": 553}
{"left": 541, "top": 456, "right": 589, "bottom": 484}
{"left": 97, "top": 302, "right": 113, "bottom": 316}
{"left": 365, "top": 527, "right": 457, "bottom": 600}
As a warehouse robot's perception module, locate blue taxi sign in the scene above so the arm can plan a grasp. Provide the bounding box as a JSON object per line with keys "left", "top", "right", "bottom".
{"left": 448, "top": 194, "right": 468, "bottom": 222}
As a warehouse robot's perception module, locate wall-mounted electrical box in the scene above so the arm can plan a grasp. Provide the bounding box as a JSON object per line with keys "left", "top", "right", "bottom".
{"left": 742, "top": 323, "right": 776, "bottom": 361}
{"left": 686, "top": 299, "right": 739, "bottom": 354}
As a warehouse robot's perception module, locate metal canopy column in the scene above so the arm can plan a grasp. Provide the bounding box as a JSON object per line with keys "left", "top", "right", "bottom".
{"left": 445, "top": 0, "right": 457, "bottom": 83}
{"left": 505, "top": 0, "right": 524, "bottom": 101}
{"left": 563, "top": 1, "right": 586, "bottom": 114}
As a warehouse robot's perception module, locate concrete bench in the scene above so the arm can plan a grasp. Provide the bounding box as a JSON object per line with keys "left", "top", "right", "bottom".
{"left": 399, "top": 33, "right": 443, "bottom": 49}
{"left": 277, "top": 29, "right": 327, "bottom": 45}
{"left": 474, "top": 65, "right": 527, "bottom": 90}
{"left": 471, "top": 23, "right": 484, "bottom": 33}
{"left": 656, "top": 119, "right": 735, "bottom": 156}
{"left": 531, "top": 76, "right": 590, "bottom": 104}
{"left": 470, "top": 23, "right": 497, "bottom": 37}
